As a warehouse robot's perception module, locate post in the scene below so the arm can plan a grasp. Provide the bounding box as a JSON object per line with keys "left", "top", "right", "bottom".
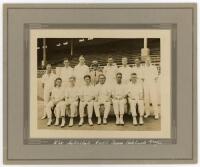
{"left": 70, "top": 39, "right": 73, "bottom": 57}
{"left": 42, "top": 38, "right": 47, "bottom": 68}
{"left": 144, "top": 38, "right": 147, "bottom": 48}
{"left": 141, "top": 38, "right": 150, "bottom": 61}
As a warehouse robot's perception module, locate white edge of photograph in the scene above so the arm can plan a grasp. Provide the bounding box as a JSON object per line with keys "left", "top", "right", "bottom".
{"left": 29, "top": 29, "right": 171, "bottom": 139}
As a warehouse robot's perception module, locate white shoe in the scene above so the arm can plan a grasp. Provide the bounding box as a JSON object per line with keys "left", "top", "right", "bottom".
{"left": 54, "top": 118, "right": 59, "bottom": 126}
{"left": 154, "top": 114, "right": 159, "bottom": 120}
{"left": 97, "top": 117, "right": 101, "bottom": 125}
{"left": 144, "top": 113, "right": 150, "bottom": 118}
{"left": 68, "top": 118, "right": 74, "bottom": 127}
{"left": 103, "top": 118, "right": 107, "bottom": 124}
{"left": 88, "top": 118, "right": 93, "bottom": 126}
{"left": 41, "top": 115, "right": 47, "bottom": 120}
{"left": 60, "top": 118, "right": 65, "bottom": 128}
{"left": 47, "top": 119, "right": 52, "bottom": 126}
{"left": 133, "top": 117, "right": 138, "bottom": 125}
{"left": 139, "top": 117, "right": 144, "bottom": 125}
{"left": 79, "top": 118, "right": 84, "bottom": 126}
{"left": 116, "top": 117, "right": 120, "bottom": 125}
{"left": 120, "top": 117, "right": 124, "bottom": 125}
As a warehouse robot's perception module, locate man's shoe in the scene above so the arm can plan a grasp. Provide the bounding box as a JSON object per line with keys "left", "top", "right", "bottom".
{"left": 97, "top": 117, "right": 101, "bottom": 125}
{"left": 103, "top": 118, "right": 107, "bottom": 124}
{"left": 47, "top": 119, "right": 52, "bottom": 126}
{"left": 88, "top": 118, "right": 93, "bottom": 126}
{"left": 54, "top": 118, "right": 59, "bottom": 126}
{"left": 144, "top": 113, "right": 150, "bottom": 118}
{"left": 41, "top": 115, "right": 47, "bottom": 120}
{"left": 154, "top": 114, "right": 159, "bottom": 120}
{"left": 68, "top": 118, "right": 74, "bottom": 127}
{"left": 116, "top": 117, "right": 120, "bottom": 125}
{"left": 60, "top": 119, "right": 65, "bottom": 128}
{"left": 79, "top": 118, "right": 84, "bottom": 126}
{"left": 133, "top": 117, "right": 138, "bottom": 126}
{"left": 139, "top": 117, "right": 144, "bottom": 125}
{"left": 120, "top": 117, "right": 124, "bottom": 125}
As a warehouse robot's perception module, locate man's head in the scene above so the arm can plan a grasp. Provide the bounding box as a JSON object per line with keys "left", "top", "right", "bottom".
{"left": 69, "top": 76, "right": 76, "bottom": 86}
{"left": 55, "top": 77, "right": 62, "bottom": 87}
{"left": 107, "top": 57, "right": 113, "bottom": 65}
{"left": 145, "top": 56, "right": 151, "bottom": 66}
{"left": 135, "top": 58, "right": 140, "bottom": 67}
{"left": 84, "top": 75, "right": 91, "bottom": 85}
{"left": 122, "top": 57, "right": 128, "bottom": 66}
{"left": 98, "top": 74, "right": 106, "bottom": 85}
{"left": 63, "top": 58, "right": 70, "bottom": 68}
{"left": 116, "top": 72, "right": 122, "bottom": 84}
{"left": 79, "top": 55, "right": 85, "bottom": 65}
{"left": 46, "top": 64, "right": 52, "bottom": 73}
{"left": 91, "top": 60, "right": 98, "bottom": 70}
{"left": 130, "top": 73, "right": 137, "bottom": 83}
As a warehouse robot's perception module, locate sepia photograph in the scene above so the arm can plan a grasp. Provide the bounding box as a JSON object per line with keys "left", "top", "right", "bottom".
{"left": 3, "top": 3, "right": 197, "bottom": 164}
{"left": 30, "top": 29, "right": 171, "bottom": 138}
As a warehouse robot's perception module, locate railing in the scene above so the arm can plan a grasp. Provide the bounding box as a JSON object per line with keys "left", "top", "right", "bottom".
{"left": 37, "top": 63, "right": 160, "bottom": 78}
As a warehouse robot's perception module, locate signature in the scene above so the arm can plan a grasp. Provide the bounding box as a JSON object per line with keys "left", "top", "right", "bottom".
{"left": 53, "top": 139, "right": 162, "bottom": 145}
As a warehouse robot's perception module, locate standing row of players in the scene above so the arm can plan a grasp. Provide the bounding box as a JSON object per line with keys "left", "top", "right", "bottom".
{"left": 41, "top": 55, "right": 160, "bottom": 127}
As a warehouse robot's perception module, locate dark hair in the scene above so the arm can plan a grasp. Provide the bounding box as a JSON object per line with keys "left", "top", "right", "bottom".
{"left": 63, "top": 58, "right": 69, "bottom": 62}
{"left": 69, "top": 76, "right": 76, "bottom": 81}
{"left": 84, "top": 75, "right": 91, "bottom": 80}
{"left": 135, "top": 58, "right": 140, "bottom": 62}
{"left": 98, "top": 74, "right": 106, "bottom": 79}
{"left": 54, "top": 77, "right": 62, "bottom": 87}
{"left": 131, "top": 72, "right": 137, "bottom": 76}
{"left": 79, "top": 55, "right": 85, "bottom": 59}
{"left": 46, "top": 64, "right": 51, "bottom": 68}
{"left": 116, "top": 72, "right": 122, "bottom": 77}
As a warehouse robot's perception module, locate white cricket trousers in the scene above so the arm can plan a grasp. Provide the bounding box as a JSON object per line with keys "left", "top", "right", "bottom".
{"left": 112, "top": 99, "right": 126, "bottom": 115}
{"left": 46, "top": 101, "right": 65, "bottom": 119}
{"left": 144, "top": 80, "right": 159, "bottom": 115}
{"left": 129, "top": 99, "right": 144, "bottom": 117}
{"left": 94, "top": 101, "right": 111, "bottom": 118}
{"left": 79, "top": 101, "right": 94, "bottom": 118}
{"left": 66, "top": 101, "right": 78, "bottom": 117}
{"left": 43, "top": 88, "right": 51, "bottom": 109}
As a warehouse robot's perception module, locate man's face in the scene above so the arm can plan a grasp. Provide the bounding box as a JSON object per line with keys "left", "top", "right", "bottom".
{"left": 122, "top": 58, "right": 128, "bottom": 66}
{"left": 69, "top": 78, "right": 75, "bottom": 86}
{"left": 135, "top": 59, "right": 140, "bottom": 67}
{"left": 93, "top": 65, "right": 98, "bottom": 70}
{"left": 56, "top": 79, "right": 62, "bottom": 87}
{"left": 79, "top": 57, "right": 85, "bottom": 65}
{"left": 131, "top": 74, "right": 137, "bottom": 83}
{"left": 99, "top": 76, "right": 105, "bottom": 84}
{"left": 84, "top": 77, "right": 91, "bottom": 85}
{"left": 116, "top": 74, "right": 122, "bottom": 84}
{"left": 64, "top": 60, "right": 70, "bottom": 67}
{"left": 46, "top": 65, "right": 52, "bottom": 73}
{"left": 107, "top": 58, "right": 113, "bottom": 65}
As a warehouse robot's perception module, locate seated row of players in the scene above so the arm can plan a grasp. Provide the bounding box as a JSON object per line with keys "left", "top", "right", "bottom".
{"left": 45, "top": 73, "right": 145, "bottom": 127}
{"left": 41, "top": 55, "right": 160, "bottom": 127}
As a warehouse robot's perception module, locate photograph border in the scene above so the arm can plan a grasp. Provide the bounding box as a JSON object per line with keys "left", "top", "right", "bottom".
{"left": 3, "top": 3, "right": 197, "bottom": 164}
{"left": 26, "top": 26, "right": 174, "bottom": 141}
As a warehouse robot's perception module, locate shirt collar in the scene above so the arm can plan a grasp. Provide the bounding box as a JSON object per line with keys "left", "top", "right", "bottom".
{"left": 107, "top": 63, "right": 116, "bottom": 67}
{"left": 78, "top": 63, "right": 85, "bottom": 67}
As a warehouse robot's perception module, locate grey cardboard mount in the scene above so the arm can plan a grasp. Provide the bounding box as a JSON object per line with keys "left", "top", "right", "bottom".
{"left": 3, "top": 3, "right": 197, "bottom": 164}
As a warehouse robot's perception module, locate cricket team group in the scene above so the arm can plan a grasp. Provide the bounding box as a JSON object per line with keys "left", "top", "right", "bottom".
{"left": 40, "top": 55, "right": 160, "bottom": 128}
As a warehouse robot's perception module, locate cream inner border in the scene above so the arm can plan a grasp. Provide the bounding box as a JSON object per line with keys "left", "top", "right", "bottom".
{"left": 30, "top": 29, "right": 171, "bottom": 139}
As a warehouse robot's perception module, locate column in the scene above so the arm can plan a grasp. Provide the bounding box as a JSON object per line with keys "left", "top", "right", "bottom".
{"left": 141, "top": 38, "right": 150, "bottom": 61}
{"left": 70, "top": 39, "right": 73, "bottom": 57}
{"left": 42, "top": 38, "right": 47, "bottom": 68}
